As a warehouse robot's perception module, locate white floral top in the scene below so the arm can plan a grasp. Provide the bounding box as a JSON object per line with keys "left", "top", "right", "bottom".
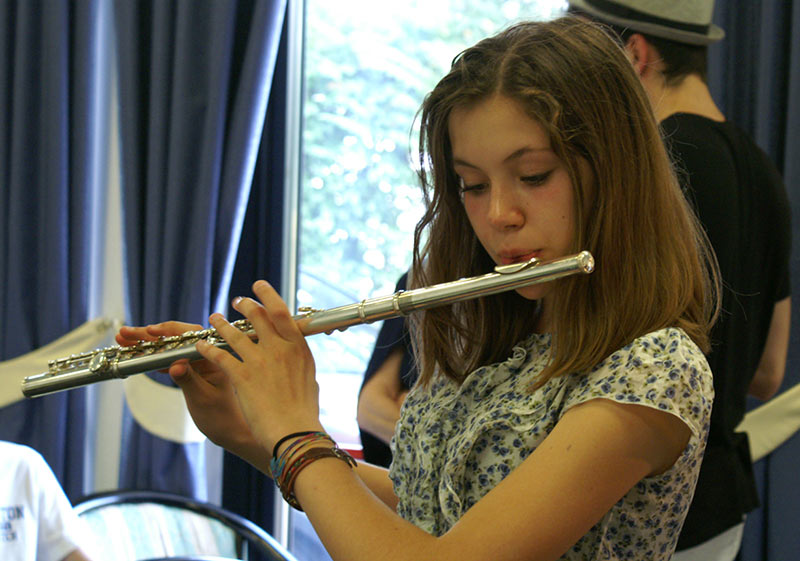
{"left": 389, "top": 327, "right": 713, "bottom": 560}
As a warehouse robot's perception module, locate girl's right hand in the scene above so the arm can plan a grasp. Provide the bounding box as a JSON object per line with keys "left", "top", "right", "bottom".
{"left": 116, "top": 321, "right": 219, "bottom": 379}
{"left": 116, "top": 322, "right": 268, "bottom": 472}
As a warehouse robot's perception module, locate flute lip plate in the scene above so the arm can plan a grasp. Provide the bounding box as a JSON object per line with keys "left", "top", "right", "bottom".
{"left": 493, "top": 257, "right": 539, "bottom": 274}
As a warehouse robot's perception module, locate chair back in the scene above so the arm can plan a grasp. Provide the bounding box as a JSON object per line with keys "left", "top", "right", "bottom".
{"left": 74, "top": 490, "right": 298, "bottom": 561}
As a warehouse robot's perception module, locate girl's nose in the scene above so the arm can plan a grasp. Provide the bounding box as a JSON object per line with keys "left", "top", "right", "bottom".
{"left": 487, "top": 184, "right": 524, "bottom": 230}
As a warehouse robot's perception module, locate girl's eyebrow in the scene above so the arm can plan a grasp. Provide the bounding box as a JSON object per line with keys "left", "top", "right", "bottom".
{"left": 452, "top": 146, "right": 552, "bottom": 169}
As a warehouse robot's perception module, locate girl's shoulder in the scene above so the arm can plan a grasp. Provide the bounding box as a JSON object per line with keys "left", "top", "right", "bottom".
{"left": 562, "top": 327, "right": 714, "bottom": 437}
{"left": 599, "top": 327, "right": 708, "bottom": 372}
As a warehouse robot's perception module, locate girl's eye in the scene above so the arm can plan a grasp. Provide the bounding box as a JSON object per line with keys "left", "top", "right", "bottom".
{"left": 521, "top": 170, "right": 553, "bottom": 186}
{"left": 458, "top": 177, "right": 487, "bottom": 193}
{"left": 461, "top": 183, "right": 487, "bottom": 193}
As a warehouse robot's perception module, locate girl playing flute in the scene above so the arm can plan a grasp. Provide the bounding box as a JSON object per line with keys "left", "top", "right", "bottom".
{"left": 118, "top": 16, "right": 719, "bottom": 560}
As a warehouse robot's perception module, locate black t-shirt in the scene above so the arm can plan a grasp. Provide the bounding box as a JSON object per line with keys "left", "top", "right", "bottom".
{"left": 358, "top": 273, "right": 419, "bottom": 467}
{"left": 661, "top": 114, "right": 792, "bottom": 549}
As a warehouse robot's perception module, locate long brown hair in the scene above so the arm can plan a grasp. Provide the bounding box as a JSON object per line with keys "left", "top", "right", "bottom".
{"left": 411, "top": 16, "right": 719, "bottom": 388}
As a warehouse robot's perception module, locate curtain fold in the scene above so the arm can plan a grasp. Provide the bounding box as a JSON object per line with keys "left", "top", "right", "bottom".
{"left": 708, "top": 2, "right": 800, "bottom": 560}
{"left": 0, "top": 0, "right": 104, "bottom": 501}
{"left": 221, "top": 11, "right": 289, "bottom": 532}
{"left": 113, "top": 0, "right": 288, "bottom": 498}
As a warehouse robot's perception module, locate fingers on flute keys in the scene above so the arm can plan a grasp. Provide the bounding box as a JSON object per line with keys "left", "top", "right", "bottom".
{"left": 199, "top": 314, "right": 252, "bottom": 373}
{"left": 251, "top": 280, "right": 303, "bottom": 342}
{"left": 116, "top": 321, "right": 202, "bottom": 346}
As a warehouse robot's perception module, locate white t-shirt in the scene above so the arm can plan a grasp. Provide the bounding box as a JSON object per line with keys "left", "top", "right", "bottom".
{"left": 0, "top": 442, "right": 88, "bottom": 561}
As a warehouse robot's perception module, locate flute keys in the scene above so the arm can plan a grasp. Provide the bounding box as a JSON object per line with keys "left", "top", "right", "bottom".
{"left": 89, "top": 351, "right": 110, "bottom": 373}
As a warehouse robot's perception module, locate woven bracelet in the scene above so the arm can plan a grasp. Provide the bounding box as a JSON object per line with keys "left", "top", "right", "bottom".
{"left": 270, "top": 431, "right": 331, "bottom": 480}
{"left": 272, "top": 430, "right": 319, "bottom": 459}
{"left": 278, "top": 445, "right": 357, "bottom": 511}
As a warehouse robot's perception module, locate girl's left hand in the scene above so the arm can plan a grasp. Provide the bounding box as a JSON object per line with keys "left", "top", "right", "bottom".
{"left": 196, "top": 280, "right": 324, "bottom": 453}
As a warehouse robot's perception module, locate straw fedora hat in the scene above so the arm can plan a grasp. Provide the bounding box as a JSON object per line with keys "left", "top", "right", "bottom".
{"left": 568, "top": 0, "right": 725, "bottom": 45}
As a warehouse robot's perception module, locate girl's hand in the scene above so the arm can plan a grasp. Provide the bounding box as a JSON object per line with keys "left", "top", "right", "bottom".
{"left": 116, "top": 320, "right": 221, "bottom": 381}
{"left": 196, "top": 280, "right": 324, "bottom": 453}
{"left": 116, "top": 322, "right": 262, "bottom": 466}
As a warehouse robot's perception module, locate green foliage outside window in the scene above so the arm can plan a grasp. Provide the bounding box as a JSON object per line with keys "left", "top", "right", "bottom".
{"left": 299, "top": 0, "right": 566, "bottom": 374}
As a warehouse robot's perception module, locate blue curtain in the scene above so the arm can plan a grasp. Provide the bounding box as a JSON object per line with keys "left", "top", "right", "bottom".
{"left": 0, "top": 0, "right": 104, "bottom": 501}
{"left": 708, "top": 2, "right": 800, "bottom": 559}
{"left": 113, "top": 0, "right": 288, "bottom": 497}
{"left": 221, "top": 11, "right": 288, "bottom": 533}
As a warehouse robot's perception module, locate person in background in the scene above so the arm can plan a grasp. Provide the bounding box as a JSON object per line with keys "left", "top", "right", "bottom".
{"left": 567, "top": 2, "right": 792, "bottom": 560}
{"left": 356, "top": 272, "right": 418, "bottom": 467}
{"left": 0, "top": 441, "right": 95, "bottom": 561}
{"left": 118, "top": 17, "right": 721, "bottom": 560}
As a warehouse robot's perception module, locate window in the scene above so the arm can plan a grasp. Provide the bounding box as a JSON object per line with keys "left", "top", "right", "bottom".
{"left": 292, "top": 1, "right": 565, "bottom": 558}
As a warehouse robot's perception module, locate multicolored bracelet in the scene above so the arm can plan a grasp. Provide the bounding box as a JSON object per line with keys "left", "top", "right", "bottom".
{"left": 270, "top": 431, "right": 357, "bottom": 511}
{"left": 270, "top": 431, "right": 329, "bottom": 480}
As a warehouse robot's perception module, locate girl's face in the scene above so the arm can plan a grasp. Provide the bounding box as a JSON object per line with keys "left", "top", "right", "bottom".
{"left": 449, "top": 94, "right": 576, "bottom": 303}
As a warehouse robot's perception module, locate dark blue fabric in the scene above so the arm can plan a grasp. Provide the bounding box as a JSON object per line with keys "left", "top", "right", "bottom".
{"left": 221, "top": 8, "right": 288, "bottom": 539}
{"left": 113, "top": 0, "right": 287, "bottom": 497}
{"left": 0, "top": 0, "right": 103, "bottom": 501}
{"left": 708, "top": 2, "right": 800, "bottom": 560}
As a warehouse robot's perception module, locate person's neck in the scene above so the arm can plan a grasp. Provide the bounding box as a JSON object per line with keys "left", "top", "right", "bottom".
{"left": 643, "top": 73, "right": 725, "bottom": 123}
{"left": 534, "top": 300, "right": 550, "bottom": 333}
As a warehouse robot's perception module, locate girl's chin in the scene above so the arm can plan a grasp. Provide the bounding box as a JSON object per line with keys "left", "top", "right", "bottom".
{"left": 515, "top": 284, "right": 550, "bottom": 301}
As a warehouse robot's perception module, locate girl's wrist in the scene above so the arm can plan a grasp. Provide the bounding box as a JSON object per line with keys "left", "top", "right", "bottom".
{"left": 237, "top": 439, "right": 274, "bottom": 474}
{"left": 268, "top": 430, "right": 356, "bottom": 510}
{"left": 264, "top": 421, "right": 326, "bottom": 457}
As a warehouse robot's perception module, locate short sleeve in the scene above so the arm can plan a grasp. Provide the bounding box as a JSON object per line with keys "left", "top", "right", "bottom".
{"left": 561, "top": 328, "right": 714, "bottom": 438}
{"left": 31, "top": 451, "right": 90, "bottom": 561}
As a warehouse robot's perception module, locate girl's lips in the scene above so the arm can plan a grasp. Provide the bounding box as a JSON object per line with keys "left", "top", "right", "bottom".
{"left": 498, "top": 251, "right": 540, "bottom": 265}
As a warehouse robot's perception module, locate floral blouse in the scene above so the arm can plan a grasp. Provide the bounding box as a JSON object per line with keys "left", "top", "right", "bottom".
{"left": 389, "top": 327, "right": 713, "bottom": 560}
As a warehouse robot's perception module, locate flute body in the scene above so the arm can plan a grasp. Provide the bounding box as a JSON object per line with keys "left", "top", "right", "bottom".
{"left": 21, "top": 251, "right": 594, "bottom": 398}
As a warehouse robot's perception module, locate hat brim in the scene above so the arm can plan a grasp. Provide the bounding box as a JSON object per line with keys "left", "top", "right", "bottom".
{"left": 569, "top": 0, "right": 725, "bottom": 45}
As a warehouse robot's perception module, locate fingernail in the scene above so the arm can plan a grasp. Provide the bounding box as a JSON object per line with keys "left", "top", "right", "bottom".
{"left": 232, "top": 296, "right": 243, "bottom": 307}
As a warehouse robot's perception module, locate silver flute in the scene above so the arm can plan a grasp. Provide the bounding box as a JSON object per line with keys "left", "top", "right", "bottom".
{"left": 21, "top": 251, "right": 594, "bottom": 398}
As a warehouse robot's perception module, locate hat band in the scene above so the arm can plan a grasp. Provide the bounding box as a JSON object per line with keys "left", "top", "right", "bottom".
{"left": 583, "top": 0, "right": 711, "bottom": 36}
